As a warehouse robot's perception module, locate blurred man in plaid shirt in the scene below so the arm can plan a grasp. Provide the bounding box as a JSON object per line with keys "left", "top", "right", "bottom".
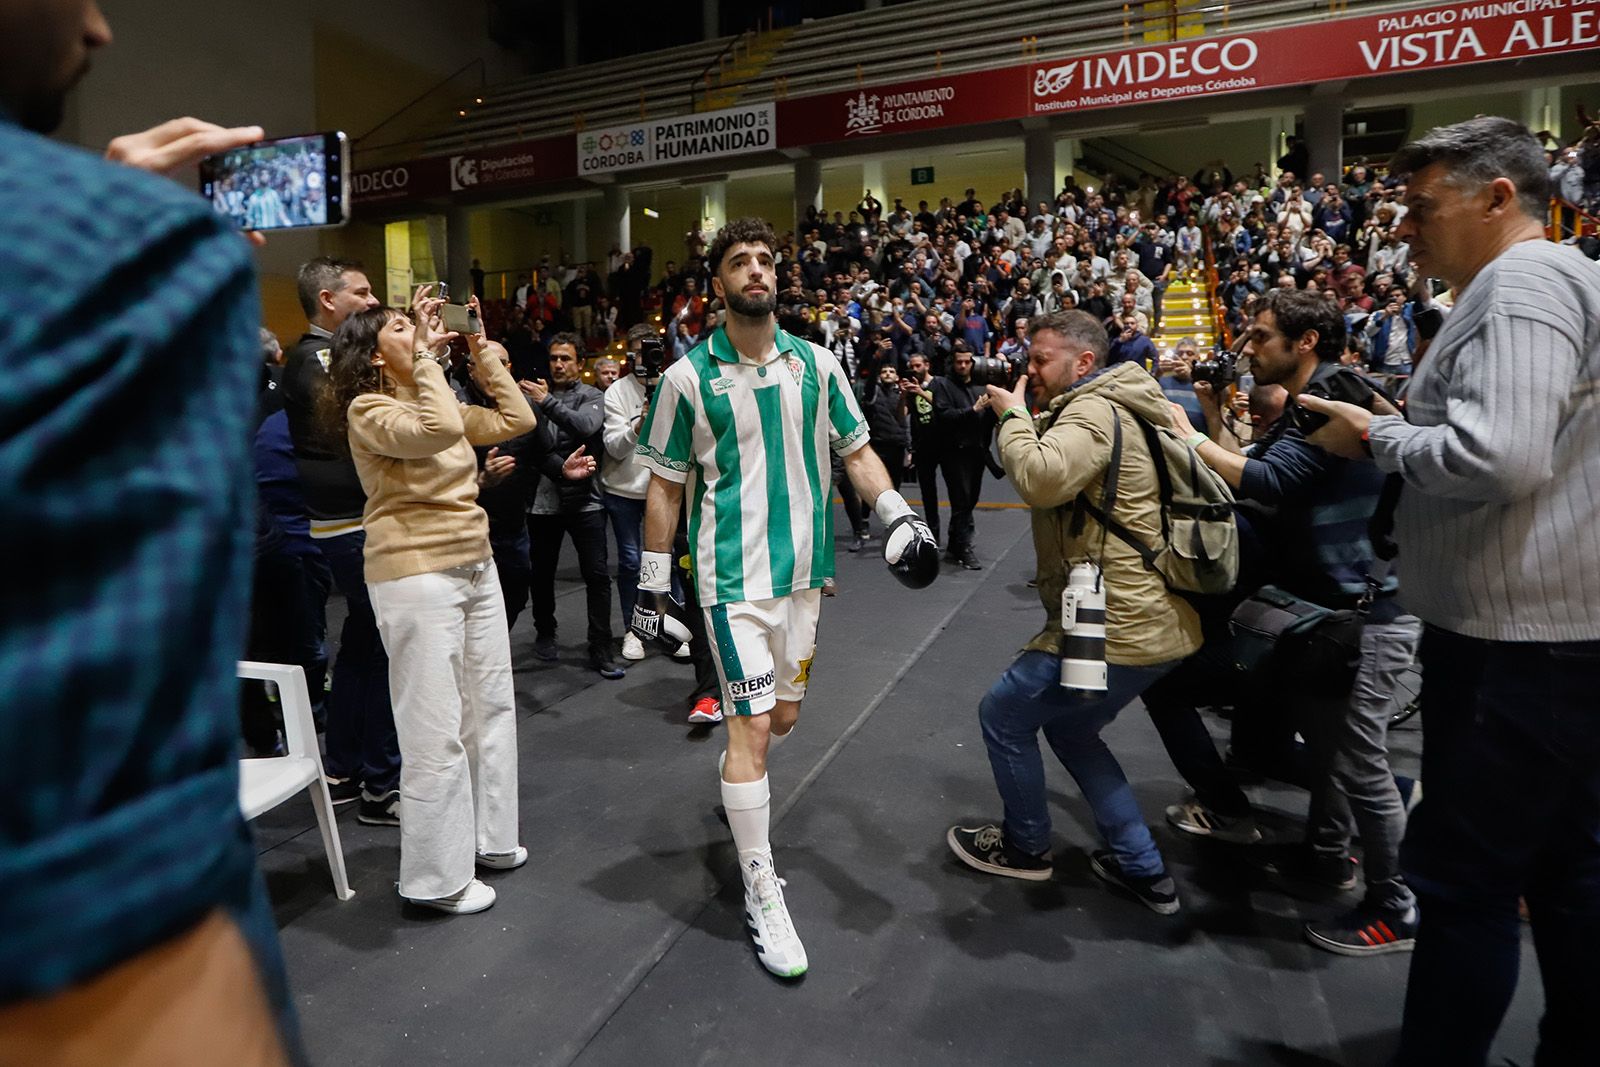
{"left": 0, "top": 3, "right": 301, "bottom": 1064}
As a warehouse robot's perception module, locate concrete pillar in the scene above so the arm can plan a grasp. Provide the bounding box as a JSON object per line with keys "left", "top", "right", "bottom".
{"left": 444, "top": 207, "right": 474, "bottom": 300}
{"left": 1024, "top": 128, "right": 1055, "bottom": 214}
{"left": 1522, "top": 86, "right": 1559, "bottom": 139}
{"left": 860, "top": 159, "right": 884, "bottom": 210}
{"left": 424, "top": 215, "right": 449, "bottom": 288}
{"left": 701, "top": 180, "right": 727, "bottom": 233}
{"left": 702, "top": 0, "right": 718, "bottom": 40}
{"left": 1054, "top": 138, "right": 1077, "bottom": 200}
{"left": 1268, "top": 112, "right": 1296, "bottom": 177}
{"left": 562, "top": 0, "right": 580, "bottom": 68}
{"left": 794, "top": 156, "right": 823, "bottom": 230}
{"left": 1303, "top": 95, "right": 1345, "bottom": 184}
{"left": 564, "top": 200, "right": 588, "bottom": 264}
{"left": 602, "top": 183, "right": 630, "bottom": 258}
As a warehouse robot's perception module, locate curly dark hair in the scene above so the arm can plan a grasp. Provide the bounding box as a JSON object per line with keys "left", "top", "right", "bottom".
{"left": 706, "top": 216, "right": 778, "bottom": 275}
{"left": 1257, "top": 288, "right": 1346, "bottom": 363}
{"left": 317, "top": 306, "right": 402, "bottom": 454}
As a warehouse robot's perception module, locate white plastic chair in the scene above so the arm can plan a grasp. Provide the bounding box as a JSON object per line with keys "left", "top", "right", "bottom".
{"left": 237, "top": 661, "right": 354, "bottom": 900}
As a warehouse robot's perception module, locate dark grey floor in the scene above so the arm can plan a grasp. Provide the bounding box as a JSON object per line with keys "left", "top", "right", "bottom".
{"left": 257, "top": 483, "right": 1543, "bottom": 1066}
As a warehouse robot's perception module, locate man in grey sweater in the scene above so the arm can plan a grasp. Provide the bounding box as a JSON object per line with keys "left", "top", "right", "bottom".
{"left": 1303, "top": 117, "right": 1600, "bottom": 1066}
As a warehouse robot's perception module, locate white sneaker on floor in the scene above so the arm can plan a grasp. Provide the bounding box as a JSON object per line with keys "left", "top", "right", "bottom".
{"left": 476, "top": 846, "right": 528, "bottom": 870}
{"left": 744, "top": 864, "right": 808, "bottom": 978}
{"left": 621, "top": 632, "right": 645, "bottom": 660}
{"left": 406, "top": 878, "right": 496, "bottom": 914}
{"left": 1165, "top": 797, "right": 1262, "bottom": 845}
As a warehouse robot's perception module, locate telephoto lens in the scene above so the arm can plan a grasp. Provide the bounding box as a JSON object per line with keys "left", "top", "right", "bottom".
{"left": 1058, "top": 562, "right": 1108, "bottom": 694}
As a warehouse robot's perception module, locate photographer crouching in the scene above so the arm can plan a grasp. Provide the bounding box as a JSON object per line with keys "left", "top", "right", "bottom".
{"left": 945, "top": 310, "right": 1202, "bottom": 915}
{"left": 1159, "top": 288, "right": 1423, "bottom": 955}
{"left": 322, "top": 287, "right": 537, "bottom": 915}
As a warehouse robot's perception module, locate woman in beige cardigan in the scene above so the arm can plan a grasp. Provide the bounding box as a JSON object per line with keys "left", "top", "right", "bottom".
{"left": 323, "top": 289, "right": 547, "bottom": 914}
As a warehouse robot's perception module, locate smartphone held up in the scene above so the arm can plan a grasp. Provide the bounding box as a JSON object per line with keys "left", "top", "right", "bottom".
{"left": 199, "top": 131, "right": 350, "bottom": 232}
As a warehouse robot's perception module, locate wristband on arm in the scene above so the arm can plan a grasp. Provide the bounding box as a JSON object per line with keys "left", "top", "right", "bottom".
{"left": 638, "top": 550, "right": 672, "bottom": 592}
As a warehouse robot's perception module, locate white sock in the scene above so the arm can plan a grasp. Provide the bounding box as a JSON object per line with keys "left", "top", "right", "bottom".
{"left": 720, "top": 773, "right": 772, "bottom": 883}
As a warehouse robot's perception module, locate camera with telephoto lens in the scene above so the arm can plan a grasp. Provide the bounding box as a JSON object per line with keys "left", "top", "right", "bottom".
{"left": 634, "top": 335, "right": 665, "bottom": 383}
{"left": 1059, "top": 562, "right": 1108, "bottom": 695}
{"left": 968, "top": 355, "right": 1015, "bottom": 387}
{"left": 1190, "top": 347, "right": 1238, "bottom": 389}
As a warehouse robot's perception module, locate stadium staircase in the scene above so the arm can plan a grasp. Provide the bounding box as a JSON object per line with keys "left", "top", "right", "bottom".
{"left": 1152, "top": 277, "right": 1217, "bottom": 353}
{"left": 695, "top": 26, "right": 796, "bottom": 112}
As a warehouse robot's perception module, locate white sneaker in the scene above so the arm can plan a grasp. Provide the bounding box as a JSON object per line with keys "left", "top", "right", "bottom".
{"left": 1164, "top": 797, "right": 1262, "bottom": 845}
{"left": 406, "top": 878, "right": 496, "bottom": 914}
{"left": 476, "top": 846, "right": 528, "bottom": 870}
{"left": 621, "top": 632, "right": 645, "bottom": 660}
{"left": 744, "top": 864, "right": 808, "bottom": 977}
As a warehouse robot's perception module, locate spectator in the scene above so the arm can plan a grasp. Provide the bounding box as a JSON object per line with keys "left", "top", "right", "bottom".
{"left": 1, "top": 13, "right": 349, "bottom": 1053}
{"left": 593, "top": 357, "right": 621, "bottom": 390}
{"left": 1107, "top": 308, "right": 1156, "bottom": 370}
{"left": 520, "top": 333, "right": 622, "bottom": 679}
{"left": 1299, "top": 117, "right": 1600, "bottom": 1064}
{"left": 929, "top": 343, "right": 995, "bottom": 569}
{"left": 604, "top": 326, "right": 677, "bottom": 663}
{"left": 324, "top": 290, "right": 537, "bottom": 916}
{"left": 1156, "top": 337, "right": 1207, "bottom": 428}
{"left": 280, "top": 257, "right": 401, "bottom": 824}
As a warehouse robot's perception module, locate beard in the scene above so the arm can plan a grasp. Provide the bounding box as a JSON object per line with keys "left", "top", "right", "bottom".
{"left": 724, "top": 287, "right": 776, "bottom": 319}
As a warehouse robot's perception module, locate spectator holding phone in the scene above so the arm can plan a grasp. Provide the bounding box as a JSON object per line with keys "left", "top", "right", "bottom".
{"left": 1, "top": 4, "right": 307, "bottom": 1062}
{"left": 322, "top": 289, "right": 537, "bottom": 915}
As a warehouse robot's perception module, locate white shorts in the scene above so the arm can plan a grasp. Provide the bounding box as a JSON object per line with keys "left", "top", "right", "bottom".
{"left": 704, "top": 588, "right": 822, "bottom": 716}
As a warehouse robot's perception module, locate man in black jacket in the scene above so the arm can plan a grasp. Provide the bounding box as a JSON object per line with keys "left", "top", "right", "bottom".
{"left": 279, "top": 256, "right": 402, "bottom": 825}
{"left": 863, "top": 363, "right": 910, "bottom": 489}
{"left": 929, "top": 342, "right": 995, "bottom": 569}
{"left": 901, "top": 352, "right": 944, "bottom": 547}
{"left": 520, "top": 333, "right": 623, "bottom": 678}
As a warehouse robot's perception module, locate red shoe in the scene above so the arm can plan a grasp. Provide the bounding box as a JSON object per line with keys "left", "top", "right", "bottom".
{"left": 688, "top": 695, "right": 723, "bottom": 724}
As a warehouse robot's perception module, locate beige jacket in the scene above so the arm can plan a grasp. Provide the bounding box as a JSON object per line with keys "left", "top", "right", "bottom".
{"left": 348, "top": 357, "right": 537, "bottom": 584}
{"left": 998, "top": 361, "right": 1203, "bottom": 666}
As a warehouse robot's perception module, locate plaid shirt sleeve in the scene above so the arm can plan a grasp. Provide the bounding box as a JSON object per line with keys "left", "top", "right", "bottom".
{"left": 0, "top": 119, "right": 266, "bottom": 1002}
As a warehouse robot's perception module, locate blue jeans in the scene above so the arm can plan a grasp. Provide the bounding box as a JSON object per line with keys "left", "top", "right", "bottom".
{"left": 316, "top": 530, "right": 400, "bottom": 794}
{"left": 1397, "top": 627, "right": 1600, "bottom": 1066}
{"left": 603, "top": 493, "right": 645, "bottom": 624}
{"left": 980, "top": 651, "right": 1177, "bottom": 877}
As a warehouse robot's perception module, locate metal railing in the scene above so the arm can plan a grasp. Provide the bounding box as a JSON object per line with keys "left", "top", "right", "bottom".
{"left": 1548, "top": 196, "right": 1599, "bottom": 241}
{"left": 1200, "top": 225, "right": 1233, "bottom": 351}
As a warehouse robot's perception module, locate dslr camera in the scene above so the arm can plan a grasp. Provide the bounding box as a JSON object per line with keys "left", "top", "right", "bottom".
{"left": 968, "top": 355, "right": 1016, "bottom": 387}
{"left": 634, "top": 335, "right": 666, "bottom": 384}
{"left": 1190, "top": 346, "right": 1238, "bottom": 389}
{"left": 1286, "top": 367, "right": 1379, "bottom": 436}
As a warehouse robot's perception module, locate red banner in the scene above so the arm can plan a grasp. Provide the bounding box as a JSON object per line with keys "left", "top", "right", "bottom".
{"left": 352, "top": 135, "right": 572, "bottom": 208}
{"left": 1027, "top": 0, "right": 1600, "bottom": 116}
{"left": 353, "top": 0, "right": 1600, "bottom": 210}
{"left": 775, "top": 67, "right": 1026, "bottom": 149}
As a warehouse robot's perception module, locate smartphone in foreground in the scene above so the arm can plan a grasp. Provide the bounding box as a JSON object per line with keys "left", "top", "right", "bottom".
{"left": 440, "top": 303, "right": 481, "bottom": 335}
{"left": 199, "top": 131, "right": 349, "bottom": 231}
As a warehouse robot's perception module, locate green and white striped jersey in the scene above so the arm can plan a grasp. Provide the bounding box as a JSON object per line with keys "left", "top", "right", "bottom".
{"left": 636, "top": 323, "right": 870, "bottom": 606}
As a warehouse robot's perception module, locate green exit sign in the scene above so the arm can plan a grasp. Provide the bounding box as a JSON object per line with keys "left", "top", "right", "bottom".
{"left": 911, "top": 166, "right": 935, "bottom": 186}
